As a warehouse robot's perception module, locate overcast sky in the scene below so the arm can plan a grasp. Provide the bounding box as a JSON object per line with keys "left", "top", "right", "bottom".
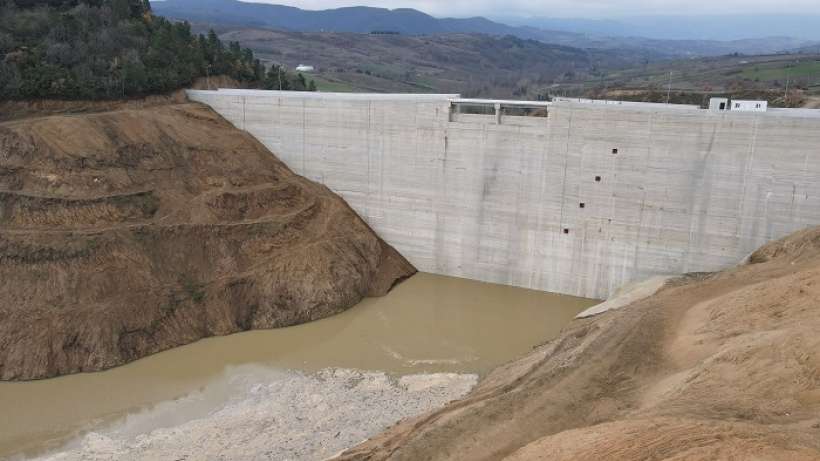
{"left": 245, "top": 0, "right": 818, "bottom": 18}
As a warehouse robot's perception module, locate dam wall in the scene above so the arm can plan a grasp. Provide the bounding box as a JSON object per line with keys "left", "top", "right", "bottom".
{"left": 187, "top": 90, "right": 820, "bottom": 299}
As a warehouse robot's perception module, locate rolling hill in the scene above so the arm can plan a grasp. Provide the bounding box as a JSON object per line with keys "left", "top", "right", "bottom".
{"left": 550, "top": 52, "right": 820, "bottom": 108}
{"left": 153, "top": 0, "right": 548, "bottom": 37}
{"left": 150, "top": 0, "right": 820, "bottom": 99}
{"left": 153, "top": 0, "right": 812, "bottom": 57}
{"left": 207, "top": 28, "right": 661, "bottom": 97}
{"left": 506, "top": 14, "right": 820, "bottom": 42}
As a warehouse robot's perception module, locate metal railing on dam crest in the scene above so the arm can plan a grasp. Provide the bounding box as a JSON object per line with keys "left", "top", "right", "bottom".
{"left": 187, "top": 89, "right": 820, "bottom": 299}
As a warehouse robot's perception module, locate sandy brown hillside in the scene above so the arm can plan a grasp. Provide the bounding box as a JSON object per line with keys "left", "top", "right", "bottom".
{"left": 0, "top": 103, "right": 415, "bottom": 381}
{"left": 340, "top": 227, "right": 820, "bottom": 460}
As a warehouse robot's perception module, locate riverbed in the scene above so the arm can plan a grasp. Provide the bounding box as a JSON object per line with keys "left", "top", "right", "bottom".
{"left": 0, "top": 273, "right": 598, "bottom": 460}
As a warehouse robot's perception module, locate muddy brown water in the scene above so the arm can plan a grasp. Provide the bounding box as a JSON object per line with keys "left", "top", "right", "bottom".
{"left": 0, "top": 273, "right": 598, "bottom": 459}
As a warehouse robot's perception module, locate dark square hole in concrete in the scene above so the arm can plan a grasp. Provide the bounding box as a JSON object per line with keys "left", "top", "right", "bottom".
{"left": 580, "top": 203, "right": 586, "bottom": 208}
{"left": 595, "top": 176, "right": 602, "bottom": 182}
{"left": 612, "top": 148, "right": 619, "bottom": 154}
{"left": 563, "top": 228, "right": 570, "bottom": 234}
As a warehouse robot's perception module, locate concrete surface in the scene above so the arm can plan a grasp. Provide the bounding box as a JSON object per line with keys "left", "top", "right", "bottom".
{"left": 187, "top": 90, "right": 820, "bottom": 299}
{"left": 576, "top": 276, "right": 674, "bottom": 318}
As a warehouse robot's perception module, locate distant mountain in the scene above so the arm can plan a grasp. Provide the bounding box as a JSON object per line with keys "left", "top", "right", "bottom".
{"left": 795, "top": 42, "right": 820, "bottom": 54}
{"left": 599, "top": 36, "right": 814, "bottom": 58}
{"left": 496, "top": 16, "right": 635, "bottom": 38}
{"left": 152, "top": 0, "right": 538, "bottom": 36}
{"left": 152, "top": 0, "right": 814, "bottom": 57}
{"left": 501, "top": 15, "right": 820, "bottom": 42}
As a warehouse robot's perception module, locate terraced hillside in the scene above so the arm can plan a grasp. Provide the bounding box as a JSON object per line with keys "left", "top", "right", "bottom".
{"left": 0, "top": 103, "right": 415, "bottom": 381}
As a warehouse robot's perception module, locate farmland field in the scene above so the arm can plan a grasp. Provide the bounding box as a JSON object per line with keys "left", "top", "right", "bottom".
{"left": 739, "top": 60, "right": 820, "bottom": 82}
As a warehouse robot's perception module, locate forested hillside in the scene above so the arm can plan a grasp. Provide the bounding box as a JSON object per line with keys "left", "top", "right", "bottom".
{"left": 0, "top": 0, "right": 315, "bottom": 99}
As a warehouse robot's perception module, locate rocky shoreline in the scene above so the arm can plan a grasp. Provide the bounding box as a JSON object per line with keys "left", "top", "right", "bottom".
{"left": 36, "top": 367, "right": 477, "bottom": 461}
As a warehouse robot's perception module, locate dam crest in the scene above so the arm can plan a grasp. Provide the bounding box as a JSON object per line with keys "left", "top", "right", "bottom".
{"left": 187, "top": 90, "right": 820, "bottom": 299}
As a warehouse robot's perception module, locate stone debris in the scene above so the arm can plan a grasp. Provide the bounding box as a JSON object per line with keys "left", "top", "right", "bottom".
{"left": 39, "top": 368, "right": 477, "bottom": 461}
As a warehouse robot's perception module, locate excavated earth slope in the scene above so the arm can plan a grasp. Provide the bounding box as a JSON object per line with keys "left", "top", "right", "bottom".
{"left": 0, "top": 103, "right": 415, "bottom": 381}
{"left": 340, "top": 227, "right": 820, "bottom": 460}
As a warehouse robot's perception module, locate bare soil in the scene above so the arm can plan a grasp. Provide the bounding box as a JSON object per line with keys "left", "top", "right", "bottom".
{"left": 0, "top": 102, "right": 415, "bottom": 381}
{"left": 804, "top": 96, "right": 820, "bottom": 109}
{"left": 0, "top": 76, "right": 240, "bottom": 123}
{"left": 339, "top": 227, "right": 820, "bottom": 460}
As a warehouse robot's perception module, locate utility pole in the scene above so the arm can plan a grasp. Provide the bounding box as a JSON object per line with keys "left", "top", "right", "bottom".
{"left": 278, "top": 65, "right": 285, "bottom": 91}
{"left": 784, "top": 68, "right": 790, "bottom": 108}
{"left": 666, "top": 71, "right": 673, "bottom": 104}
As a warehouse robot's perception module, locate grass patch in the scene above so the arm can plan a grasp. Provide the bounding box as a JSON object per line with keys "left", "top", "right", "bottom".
{"left": 310, "top": 75, "right": 360, "bottom": 92}
{"left": 180, "top": 275, "right": 207, "bottom": 304}
{"left": 740, "top": 61, "right": 820, "bottom": 82}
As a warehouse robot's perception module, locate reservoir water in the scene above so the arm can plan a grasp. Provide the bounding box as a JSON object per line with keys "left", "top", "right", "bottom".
{"left": 0, "top": 273, "right": 598, "bottom": 459}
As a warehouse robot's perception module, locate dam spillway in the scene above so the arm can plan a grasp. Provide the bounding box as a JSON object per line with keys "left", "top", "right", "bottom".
{"left": 187, "top": 90, "right": 820, "bottom": 299}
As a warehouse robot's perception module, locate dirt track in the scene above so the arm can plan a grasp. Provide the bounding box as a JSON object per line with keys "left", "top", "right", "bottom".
{"left": 339, "top": 228, "right": 820, "bottom": 460}
{"left": 0, "top": 103, "right": 415, "bottom": 381}
{"left": 804, "top": 96, "right": 820, "bottom": 109}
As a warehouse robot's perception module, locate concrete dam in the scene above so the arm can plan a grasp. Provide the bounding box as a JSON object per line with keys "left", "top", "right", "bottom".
{"left": 187, "top": 90, "right": 820, "bottom": 299}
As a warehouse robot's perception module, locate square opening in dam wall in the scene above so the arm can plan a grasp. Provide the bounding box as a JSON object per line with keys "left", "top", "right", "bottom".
{"left": 612, "top": 148, "right": 619, "bottom": 154}
{"left": 595, "top": 176, "right": 602, "bottom": 182}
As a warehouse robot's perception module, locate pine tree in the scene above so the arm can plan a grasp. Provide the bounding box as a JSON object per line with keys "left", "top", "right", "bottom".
{"left": 111, "top": 0, "right": 131, "bottom": 23}
{"left": 0, "top": 1, "right": 312, "bottom": 99}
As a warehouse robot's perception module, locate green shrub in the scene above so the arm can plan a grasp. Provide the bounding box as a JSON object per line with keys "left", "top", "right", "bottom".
{"left": 0, "top": 0, "right": 266, "bottom": 99}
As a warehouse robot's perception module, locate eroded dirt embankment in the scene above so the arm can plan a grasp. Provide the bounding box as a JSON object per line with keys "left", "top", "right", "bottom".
{"left": 339, "top": 228, "right": 820, "bottom": 460}
{"left": 0, "top": 76, "right": 240, "bottom": 123}
{"left": 0, "top": 103, "right": 415, "bottom": 381}
{"left": 804, "top": 96, "right": 820, "bottom": 109}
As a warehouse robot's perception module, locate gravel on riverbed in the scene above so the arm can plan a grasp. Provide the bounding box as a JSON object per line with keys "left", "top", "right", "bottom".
{"left": 39, "top": 367, "right": 478, "bottom": 461}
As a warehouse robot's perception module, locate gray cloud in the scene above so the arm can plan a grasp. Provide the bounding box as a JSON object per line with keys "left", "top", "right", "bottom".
{"left": 245, "top": 0, "right": 819, "bottom": 18}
